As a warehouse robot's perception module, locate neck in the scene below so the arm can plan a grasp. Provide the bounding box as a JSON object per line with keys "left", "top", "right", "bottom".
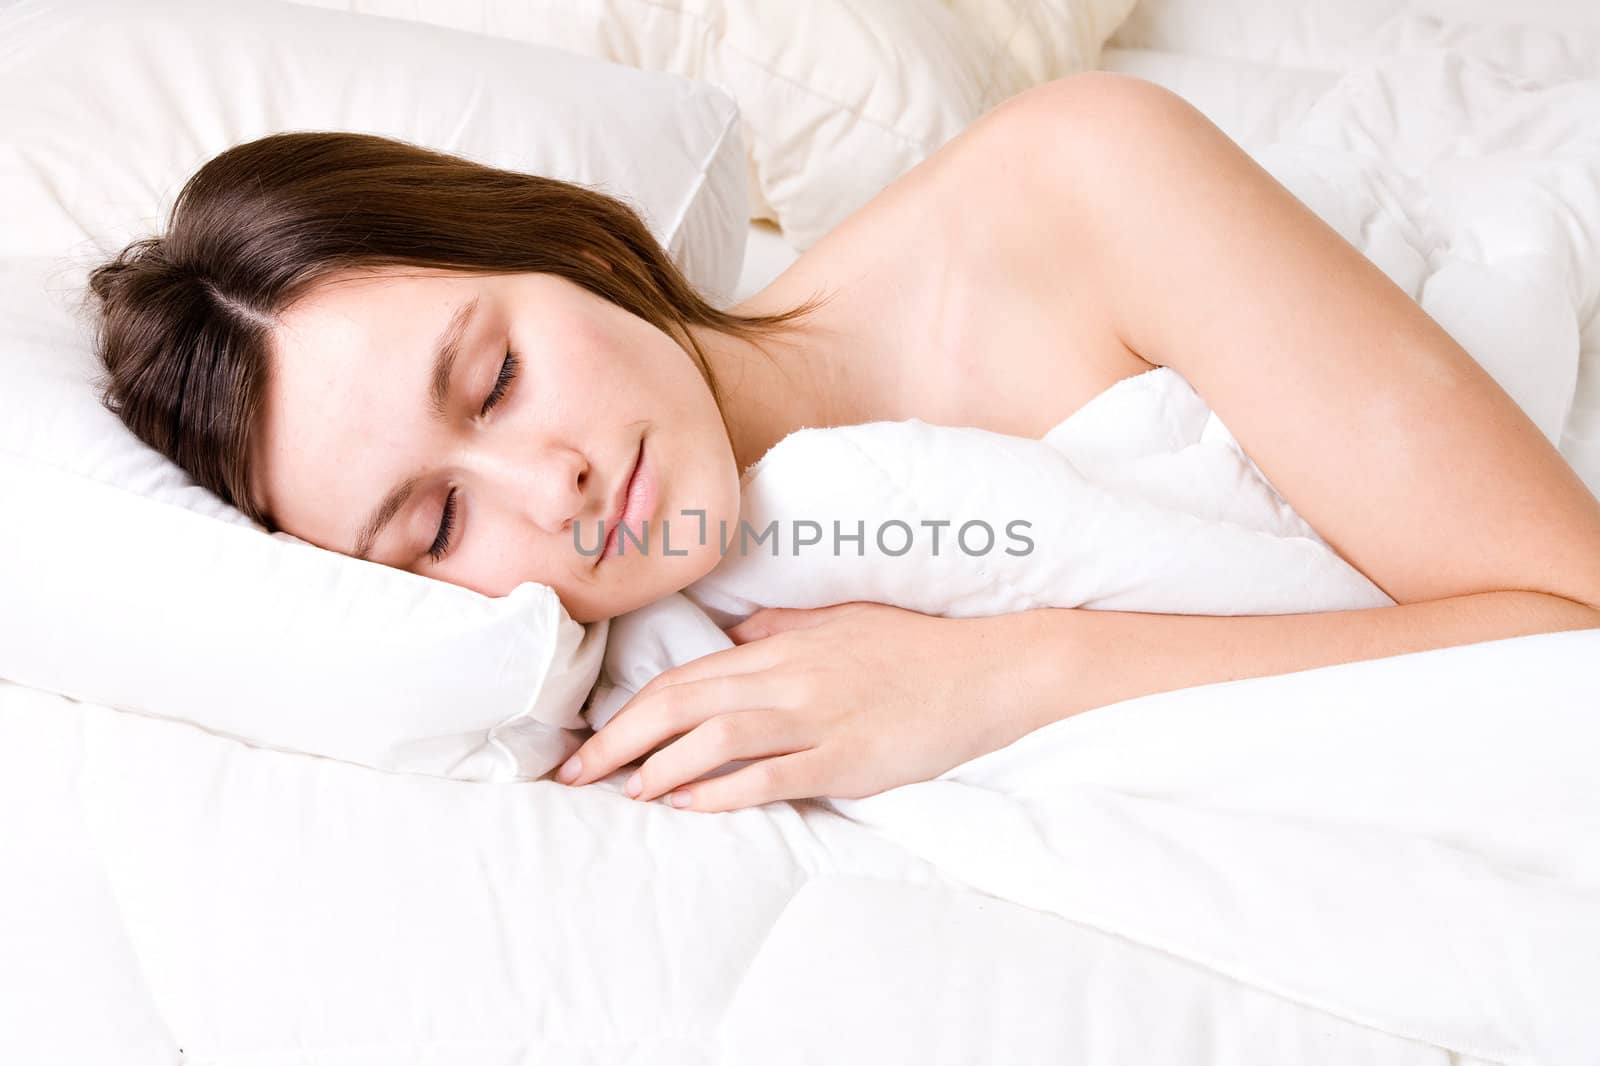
{"left": 683, "top": 296, "right": 867, "bottom": 477}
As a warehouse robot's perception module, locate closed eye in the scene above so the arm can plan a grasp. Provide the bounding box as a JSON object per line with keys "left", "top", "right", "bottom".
{"left": 427, "top": 487, "right": 458, "bottom": 563}
{"left": 482, "top": 349, "right": 520, "bottom": 415}
{"left": 427, "top": 350, "right": 517, "bottom": 565}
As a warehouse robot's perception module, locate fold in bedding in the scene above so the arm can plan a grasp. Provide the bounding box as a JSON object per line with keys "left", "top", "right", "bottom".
{"left": 588, "top": 366, "right": 1392, "bottom": 733}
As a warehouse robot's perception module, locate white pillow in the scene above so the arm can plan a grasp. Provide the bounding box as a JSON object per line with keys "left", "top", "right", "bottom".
{"left": 0, "top": 442, "right": 601, "bottom": 781}
{"left": 0, "top": 0, "right": 752, "bottom": 780}
{"left": 283, "top": 0, "right": 1141, "bottom": 249}
{"left": 0, "top": 0, "right": 748, "bottom": 303}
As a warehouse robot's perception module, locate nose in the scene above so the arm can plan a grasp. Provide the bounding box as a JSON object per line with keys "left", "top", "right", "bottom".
{"left": 473, "top": 437, "right": 590, "bottom": 535}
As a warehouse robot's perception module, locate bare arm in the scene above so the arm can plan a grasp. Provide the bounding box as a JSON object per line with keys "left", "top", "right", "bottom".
{"left": 989, "top": 595, "right": 1600, "bottom": 745}
{"left": 973, "top": 72, "right": 1600, "bottom": 737}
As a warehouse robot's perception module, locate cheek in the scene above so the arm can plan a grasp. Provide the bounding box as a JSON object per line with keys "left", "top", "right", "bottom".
{"left": 613, "top": 321, "right": 706, "bottom": 402}
{"left": 451, "top": 517, "right": 557, "bottom": 598}
{"left": 676, "top": 470, "right": 743, "bottom": 563}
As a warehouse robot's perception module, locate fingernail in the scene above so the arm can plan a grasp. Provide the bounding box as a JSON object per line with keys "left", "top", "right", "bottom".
{"left": 557, "top": 755, "right": 582, "bottom": 784}
{"left": 669, "top": 791, "right": 692, "bottom": 808}
{"left": 626, "top": 772, "right": 642, "bottom": 797}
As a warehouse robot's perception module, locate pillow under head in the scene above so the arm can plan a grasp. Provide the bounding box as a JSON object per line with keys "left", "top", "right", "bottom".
{"left": 0, "top": 0, "right": 752, "bottom": 779}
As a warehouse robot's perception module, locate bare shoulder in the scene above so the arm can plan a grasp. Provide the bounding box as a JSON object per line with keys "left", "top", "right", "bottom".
{"left": 994, "top": 73, "right": 1600, "bottom": 610}
{"left": 743, "top": 75, "right": 1156, "bottom": 438}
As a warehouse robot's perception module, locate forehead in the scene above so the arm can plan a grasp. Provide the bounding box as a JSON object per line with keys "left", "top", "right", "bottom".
{"left": 251, "top": 267, "right": 477, "bottom": 536}
{"left": 278, "top": 266, "right": 472, "bottom": 355}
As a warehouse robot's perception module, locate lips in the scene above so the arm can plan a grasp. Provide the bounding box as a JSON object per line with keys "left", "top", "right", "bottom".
{"left": 597, "top": 437, "right": 643, "bottom": 565}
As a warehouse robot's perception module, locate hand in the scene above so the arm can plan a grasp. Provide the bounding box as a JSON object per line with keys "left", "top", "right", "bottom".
{"left": 554, "top": 601, "right": 1036, "bottom": 812}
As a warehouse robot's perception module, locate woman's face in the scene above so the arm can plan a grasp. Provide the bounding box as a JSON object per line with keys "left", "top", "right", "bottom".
{"left": 252, "top": 265, "right": 741, "bottom": 623}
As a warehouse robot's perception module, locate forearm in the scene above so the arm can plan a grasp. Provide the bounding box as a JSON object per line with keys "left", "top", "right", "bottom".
{"left": 994, "top": 591, "right": 1600, "bottom": 742}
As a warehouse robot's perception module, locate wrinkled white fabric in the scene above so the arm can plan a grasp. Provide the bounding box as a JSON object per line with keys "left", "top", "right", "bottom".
{"left": 587, "top": 365, "right": 1393, "bottom": 732}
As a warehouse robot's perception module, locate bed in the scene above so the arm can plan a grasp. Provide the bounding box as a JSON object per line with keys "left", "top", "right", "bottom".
{"left": 3, "top": 2, "right": 1599, "bottom": 1064}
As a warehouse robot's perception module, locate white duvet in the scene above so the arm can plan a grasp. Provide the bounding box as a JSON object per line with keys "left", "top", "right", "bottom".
{"left": 588, "top": 365, "right": 1394, "bottom": 730}
{"left": 822, "top": 627, "right": 1600, "bottom": 1066}
{"left": 6, "top": 14, "right": 1600, "bottom": 1066}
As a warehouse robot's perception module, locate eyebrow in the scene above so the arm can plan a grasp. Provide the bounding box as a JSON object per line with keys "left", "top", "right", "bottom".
{"left": 350, "top": 294, "right": 480, "bottom": 561}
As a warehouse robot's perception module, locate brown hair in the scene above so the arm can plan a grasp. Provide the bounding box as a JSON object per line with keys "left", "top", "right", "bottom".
{"left": 83, "top": 130, "right": 829, "bottom": 529}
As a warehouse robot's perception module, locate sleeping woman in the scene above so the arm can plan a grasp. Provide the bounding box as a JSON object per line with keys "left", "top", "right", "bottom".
{"left": 85, "top": 72, "right": 1600, "bottom": 812}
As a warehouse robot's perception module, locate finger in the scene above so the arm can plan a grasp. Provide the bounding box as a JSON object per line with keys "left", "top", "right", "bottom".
{"left": 564, "top": 669, "right": 781, "bottom": 786}
{"left": 630, "top": 709, "right": 814, "bottom": 803}
{"left": 575, "top": 641, "right": 789, "bottom": 782}
{"left": 662, "top": 748, "right": 830, "bottom": 814}
{"left": 725, "top": 604, "right": 854, "bottom": 644}
{"left": 630, "top": 636, "right": 786, "bottom": 704}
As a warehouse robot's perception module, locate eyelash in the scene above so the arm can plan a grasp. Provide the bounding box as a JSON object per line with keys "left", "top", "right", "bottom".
{"left": 482, "top": 349, "right": 520, "bottom": 415}
{"left": 427, "top": 488, "right": 458, "bottom": 563}
{"left": 428, "top": 350, "right": 519, "bottom": 565}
